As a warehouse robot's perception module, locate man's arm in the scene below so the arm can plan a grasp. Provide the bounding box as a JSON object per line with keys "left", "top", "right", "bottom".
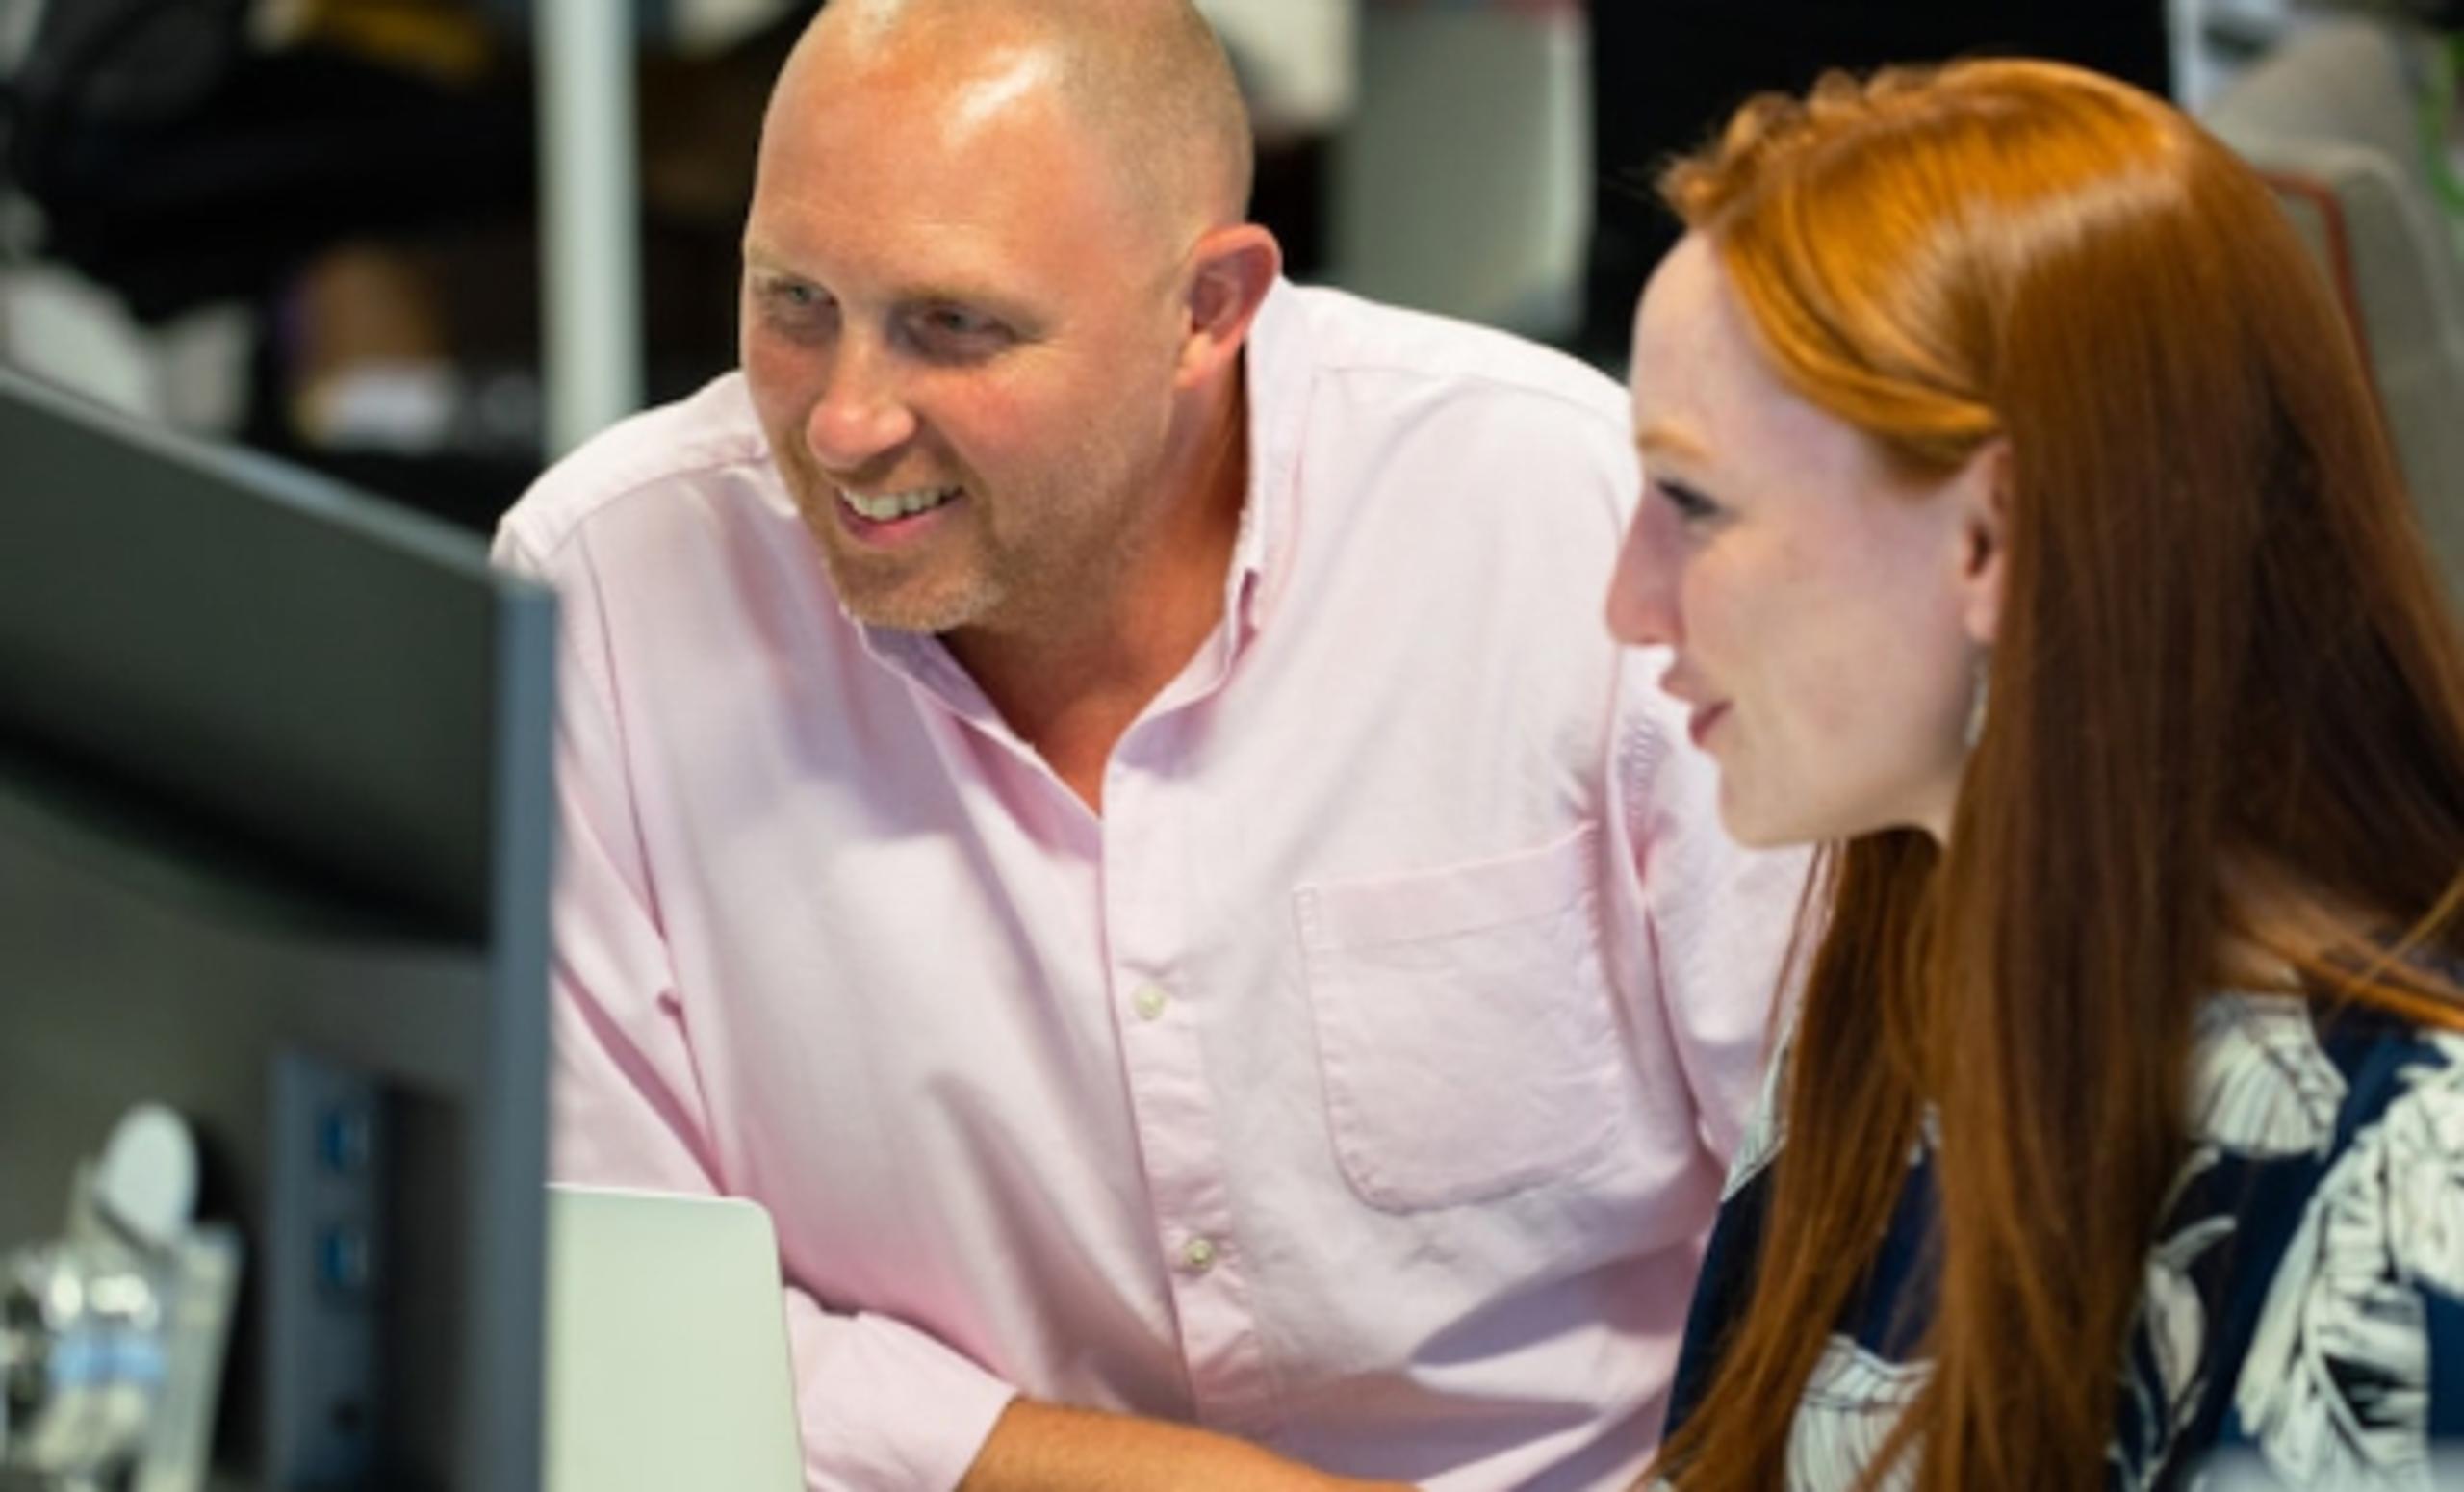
{"left": 500, "top": 521, "right": 1019, "bottom": 1486}
{"left": 959, "top": 1402, "right": 1412, "bottom": 1492}
{"left": 504, "top": 521, "right": 1406, "bottom": 1491}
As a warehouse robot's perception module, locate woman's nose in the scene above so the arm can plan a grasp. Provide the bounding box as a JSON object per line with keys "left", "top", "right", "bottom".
{"left": 1605, "top": 499, "right": 1683, "bottom": 649}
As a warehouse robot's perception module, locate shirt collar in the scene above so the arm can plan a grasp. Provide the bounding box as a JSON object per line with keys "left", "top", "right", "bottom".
{"left": 1234, "top": 276, "right": 1309, "bottom": 639}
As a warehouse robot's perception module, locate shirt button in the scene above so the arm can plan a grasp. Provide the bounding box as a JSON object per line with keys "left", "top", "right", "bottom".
{"left": 1132, "top": 985, "right": 1169, "bottom": 1021}
{"left": 1180, "top": 1236, "right": 1218, "bottom": 1273}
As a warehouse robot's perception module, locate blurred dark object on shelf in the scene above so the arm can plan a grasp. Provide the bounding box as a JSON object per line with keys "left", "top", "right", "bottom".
{"left": 1252, "top": 136, "right": 1329, "bottom": 279}
{"left": 1579, "top": 1, "right": 2171, "bottom": 361}
{"left": 4, "top": 0, "right": 533, "bottom": 324}
{"left": 2399, "top": 0, "right": 2464, "bottom": 29}
{"left": 0, "top": 0, "right": 809, "bottom": 534}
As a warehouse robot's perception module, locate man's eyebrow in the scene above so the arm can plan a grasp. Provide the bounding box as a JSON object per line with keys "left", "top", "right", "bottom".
{"left": 741, "top": 242, "right": 796, "bottom": 274}
{"left": 736, "top": 248, "right": 1008, "bottom": 313}
{"left": 899, "top": 281, "right": 1002, "bottom": 308}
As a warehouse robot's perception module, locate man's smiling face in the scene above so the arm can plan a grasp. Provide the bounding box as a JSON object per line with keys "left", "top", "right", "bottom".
{"left": 738, "top": 32, "right": 1195, "bottom": 642}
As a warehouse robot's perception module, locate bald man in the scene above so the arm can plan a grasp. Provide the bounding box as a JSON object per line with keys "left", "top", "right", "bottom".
{"left": 493, "top": 2, "right": 1802, "bottom": 1488}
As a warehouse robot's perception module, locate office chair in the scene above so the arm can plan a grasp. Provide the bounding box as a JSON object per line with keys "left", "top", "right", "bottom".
{"left": 2204, "top": 16, "right": 2464, "bottom": 605}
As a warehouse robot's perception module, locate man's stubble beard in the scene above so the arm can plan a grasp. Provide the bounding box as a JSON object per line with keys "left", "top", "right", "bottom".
{"left": 790, "top": 478, "right": 1007, "bottom": 635}
{"left": 783, "top": 448, "right": 1149, "bottom": 642}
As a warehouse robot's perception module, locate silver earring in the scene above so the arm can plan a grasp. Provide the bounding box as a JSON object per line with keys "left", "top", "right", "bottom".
{"left": 1964, "top": 654, "right": 1991, "bottom": 751}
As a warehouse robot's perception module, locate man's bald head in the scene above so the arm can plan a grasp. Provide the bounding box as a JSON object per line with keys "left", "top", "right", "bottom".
{"left": 777, "top": 0, "right": 1254, "bottom": 245}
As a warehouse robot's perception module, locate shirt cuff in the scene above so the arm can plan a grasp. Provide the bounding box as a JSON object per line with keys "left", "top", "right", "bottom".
{"left": 784, "top": 1291, "right": 1021, "bottom": 1491}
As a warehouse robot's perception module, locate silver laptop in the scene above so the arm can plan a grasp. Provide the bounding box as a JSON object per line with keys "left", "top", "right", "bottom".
{"left": 545, "top": 1185, "right": 806, "bottom": 1492}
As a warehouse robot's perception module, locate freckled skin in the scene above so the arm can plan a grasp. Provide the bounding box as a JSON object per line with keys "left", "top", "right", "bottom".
{"left": 1608, "top": 236, "right": 1989, "bottom": 847}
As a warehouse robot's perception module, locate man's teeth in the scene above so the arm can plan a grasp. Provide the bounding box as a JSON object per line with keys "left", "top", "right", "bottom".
{"left": 839, "top": 485, "right": 960, "bottom": 521}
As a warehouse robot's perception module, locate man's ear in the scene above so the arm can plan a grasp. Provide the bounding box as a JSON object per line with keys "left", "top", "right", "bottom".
{"left": 1175, "top": 224, "right": 1281, "bottom": 388}
{"left": 1953, "top": 438, "right": 2013, "bottom": 647}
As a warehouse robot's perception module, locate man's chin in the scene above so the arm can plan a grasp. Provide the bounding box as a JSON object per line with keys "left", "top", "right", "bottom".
{"left": 796, "top": 523, "right": 977, "bottom": 634}
{"left": 851, "top": 607, "right": 966, "bottom": 635}
{"left": 827, "top": 570, "right": 996, "bottom": 637}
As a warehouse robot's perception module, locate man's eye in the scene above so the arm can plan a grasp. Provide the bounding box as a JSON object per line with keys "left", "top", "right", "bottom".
{"left": 760, "top": 279, "right": 831, "bottom": 318}
{"left": 910, "top": 305, "right": 1011, "bottom": 354}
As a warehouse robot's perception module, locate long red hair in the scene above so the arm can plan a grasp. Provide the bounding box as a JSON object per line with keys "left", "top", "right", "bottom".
{"left": 1650, "top": 59, "right": 2464, "bottom": 1491}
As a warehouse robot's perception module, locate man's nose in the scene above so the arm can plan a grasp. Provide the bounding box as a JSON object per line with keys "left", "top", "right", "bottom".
{"left": 1605, "top": 501, "right": 1682, "bottom": 649}
{"left": 805, "top": 337, "right": 918, "bottom": 470}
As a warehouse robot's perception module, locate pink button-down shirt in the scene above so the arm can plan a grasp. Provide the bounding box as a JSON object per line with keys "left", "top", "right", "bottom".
{"left": 494, "top": 282, "right": 1805, "bottom": 1491}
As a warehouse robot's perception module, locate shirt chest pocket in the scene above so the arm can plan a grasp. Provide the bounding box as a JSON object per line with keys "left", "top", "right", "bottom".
{"left": 1294, "top": 824, "right": 1626, "bottom": 1212}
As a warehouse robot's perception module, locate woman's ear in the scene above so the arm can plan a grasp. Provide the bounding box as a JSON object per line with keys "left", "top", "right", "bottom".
{"left": 1175, "top": 223, "right": 1281, "bottom": 388}
{"left": 1953, "top": 438, "right": 2013, "bottom": 646}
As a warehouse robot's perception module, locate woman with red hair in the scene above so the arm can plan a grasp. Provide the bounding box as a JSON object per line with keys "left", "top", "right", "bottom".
{"left": 1610, "top": 58, "right": 2464, "bottom": 1490}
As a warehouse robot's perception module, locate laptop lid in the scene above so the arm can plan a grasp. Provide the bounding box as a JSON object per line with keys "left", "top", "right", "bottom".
{"left": 545, "top": 1185, "right": 806, "bottom": 1492}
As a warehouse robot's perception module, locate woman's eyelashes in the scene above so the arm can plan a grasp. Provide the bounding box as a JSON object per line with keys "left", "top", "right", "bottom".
{"left": 1655, "top": 477, "right": 1725, "bottom": 527}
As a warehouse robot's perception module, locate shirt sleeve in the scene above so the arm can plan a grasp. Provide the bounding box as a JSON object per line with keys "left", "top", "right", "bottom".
{"left": 494, "top": 518, "right": 1020, "bottom": 1491}
{"left": 1603, "top": 648, "right": 1813, "bottom": 1168}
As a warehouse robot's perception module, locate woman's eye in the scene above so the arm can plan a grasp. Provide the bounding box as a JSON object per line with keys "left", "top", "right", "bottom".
{"left": 1656, "top": 478, "right": 1722, "bottom": 526}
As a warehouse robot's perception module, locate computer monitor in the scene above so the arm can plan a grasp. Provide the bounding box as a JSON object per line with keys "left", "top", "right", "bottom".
{"left": 0, "top": 363, "right": 555, "bottom": 1490}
